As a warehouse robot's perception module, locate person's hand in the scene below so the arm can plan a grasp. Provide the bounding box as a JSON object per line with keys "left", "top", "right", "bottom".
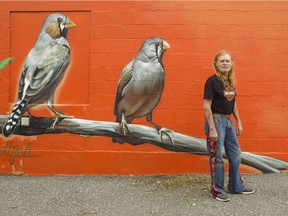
{"left": 209, "top": 128, "right": 218, "bottom": 141}
{"left": 236, "top": 121, "right": 243, "bottom": 136}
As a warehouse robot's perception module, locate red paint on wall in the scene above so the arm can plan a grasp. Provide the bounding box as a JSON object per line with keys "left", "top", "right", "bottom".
{"left": 0, "top": 1, "right": 287, "bottom": 175}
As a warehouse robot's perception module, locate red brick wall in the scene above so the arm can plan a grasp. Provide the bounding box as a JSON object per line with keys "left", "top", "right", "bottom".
{"left": 0, "top": 1, "right": 287, "bottom": 175}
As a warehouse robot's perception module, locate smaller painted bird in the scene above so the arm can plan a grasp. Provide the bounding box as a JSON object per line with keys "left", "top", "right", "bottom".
{"left": 113, "top": 37, "right": 174, "bottom": 145}
{"left": 2, "top": 13, "right": 76, "bottom": 137}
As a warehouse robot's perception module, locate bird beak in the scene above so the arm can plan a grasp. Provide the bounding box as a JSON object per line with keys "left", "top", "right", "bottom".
{"left": 65, "top": 17, "right": 76, "bottom": 29}
{"left": 163, "top": 40, "right": 170, "bottom": 50}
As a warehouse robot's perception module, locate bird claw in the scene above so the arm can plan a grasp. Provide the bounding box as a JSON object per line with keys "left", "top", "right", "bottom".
{"left": 51, "top": 113, "right": 74, "bottom": 128}
{"left": 48, "top": 105, "right": 74, "bottom": 128}
{"left": 158, "top": 128, "right": 175, "bottom": 146}
{"left": 120, "top": 120, "right": 129, "bottom": 136}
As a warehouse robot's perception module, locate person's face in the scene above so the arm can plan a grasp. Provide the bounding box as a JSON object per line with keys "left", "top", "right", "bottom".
{"left": 215, "top": 54, "right": 233, "bottom": 75}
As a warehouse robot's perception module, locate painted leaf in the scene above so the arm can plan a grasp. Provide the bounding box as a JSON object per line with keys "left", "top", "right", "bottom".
{"left": 0, "top": 57, "right": 12, "bottom": 71}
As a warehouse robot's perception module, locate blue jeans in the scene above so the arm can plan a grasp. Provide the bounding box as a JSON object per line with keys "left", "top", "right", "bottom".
{"left": 205, "top": 117, "right": 245, "bottom": 194}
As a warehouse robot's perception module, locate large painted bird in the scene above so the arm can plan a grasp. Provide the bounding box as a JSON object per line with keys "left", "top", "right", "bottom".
{"left": 2, "top": 13, "right": 76, "bottom": 137}
{"left": 113, "top": 37, "right": 174, "bottom": 144}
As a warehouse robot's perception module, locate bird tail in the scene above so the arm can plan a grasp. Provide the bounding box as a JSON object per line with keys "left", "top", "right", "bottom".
{"left": 2, "top": 100, "right": 27, "bottom": 137}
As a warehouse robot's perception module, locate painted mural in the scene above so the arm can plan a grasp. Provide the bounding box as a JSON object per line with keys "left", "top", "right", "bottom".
{"left": 0, "top": 9, "right": 288, "bottom": 175}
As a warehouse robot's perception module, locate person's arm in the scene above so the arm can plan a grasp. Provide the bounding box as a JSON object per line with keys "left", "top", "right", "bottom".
{"left": 233, "top": 101, "right": 243, "bottom": 136}
{"left": 203, "top": 99, "right": 218, "bottom": 141}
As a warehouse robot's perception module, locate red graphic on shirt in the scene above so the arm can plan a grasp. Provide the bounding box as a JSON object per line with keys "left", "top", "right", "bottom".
{"left": 224, "top": 86, "right": 235, "bottom": 101}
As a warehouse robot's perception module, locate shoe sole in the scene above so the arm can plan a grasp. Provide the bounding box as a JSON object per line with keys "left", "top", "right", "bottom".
{"left": 241, "top": 190, "right": 254, "bottom": 195}
{"left": 210, "top": 193, "right": 230, "bottom": 202}
{"left": 215, "top": 197, "right": 230, "bottom": 202}
{"left": 228, "top": 189, "right": 255, "bottom": 195}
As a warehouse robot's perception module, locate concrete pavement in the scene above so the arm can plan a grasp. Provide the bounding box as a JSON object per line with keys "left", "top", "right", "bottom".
{"left": 0, "top": 173, "right": 287, "bottom": 216}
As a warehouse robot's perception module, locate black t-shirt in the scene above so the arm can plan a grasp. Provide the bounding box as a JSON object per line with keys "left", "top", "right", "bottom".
{"left": 204, "top": 74, "right": 236, "bottom": 115}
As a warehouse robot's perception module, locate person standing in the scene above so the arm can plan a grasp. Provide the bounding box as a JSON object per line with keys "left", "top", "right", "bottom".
{"left": 203, "top": 50, "right": 254, "bottom": 202}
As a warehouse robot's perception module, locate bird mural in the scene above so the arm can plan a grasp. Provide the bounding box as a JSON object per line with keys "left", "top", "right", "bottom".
{"left": 2, "top": 13, "right": 76, "bottom": 137}
{"left": 113, "top": 37, "right": 174, "bottom": 144}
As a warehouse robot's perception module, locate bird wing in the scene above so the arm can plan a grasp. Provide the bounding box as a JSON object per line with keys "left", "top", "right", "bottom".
{"left": 22, "top": 42, "right": 70, "bottom": 100}
{"left": 114, "top": 60, "right": 134, "bottom": 117}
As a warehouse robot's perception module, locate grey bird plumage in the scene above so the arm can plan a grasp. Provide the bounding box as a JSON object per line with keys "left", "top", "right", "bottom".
{"left": 113, "top": 37, "right": 173, "bottom": 144}
{"left": 2, "top": 13, "right": 76, "bottom": 137}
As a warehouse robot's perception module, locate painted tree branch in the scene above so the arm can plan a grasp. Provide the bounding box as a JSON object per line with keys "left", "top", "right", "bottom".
{"left": 0, "top": 115, "right": 287, "bottom": 173}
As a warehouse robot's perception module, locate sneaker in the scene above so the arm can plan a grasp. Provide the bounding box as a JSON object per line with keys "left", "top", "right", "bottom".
{"left": 210, "top": 191, "right": 230, "bottom": 202}
{"left": 241, "top": 187, "right": 254, "bottom": 195}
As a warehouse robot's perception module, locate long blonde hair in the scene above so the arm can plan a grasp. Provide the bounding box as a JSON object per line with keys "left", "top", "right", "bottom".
{"left": 213, "top": 50, "right": 236, "bottom": 89}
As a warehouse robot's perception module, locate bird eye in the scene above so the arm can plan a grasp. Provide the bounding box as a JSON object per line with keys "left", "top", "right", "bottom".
{"left": 57, "top": 17, "right": 63, "bottom": 23}
{"left": 154, "top": 42, "right": 160, "bottom": 49}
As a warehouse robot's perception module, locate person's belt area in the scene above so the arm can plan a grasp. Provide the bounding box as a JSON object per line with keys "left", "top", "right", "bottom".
{"left": 212, "top": 113, "right": 231, "bottom": 118}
